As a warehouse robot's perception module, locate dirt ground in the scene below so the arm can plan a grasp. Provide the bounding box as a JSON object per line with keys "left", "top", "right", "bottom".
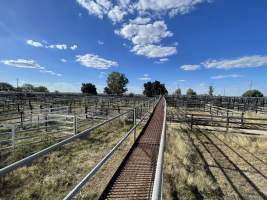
{"left": 165, "top": 123, "right": 267, "bottom": 200}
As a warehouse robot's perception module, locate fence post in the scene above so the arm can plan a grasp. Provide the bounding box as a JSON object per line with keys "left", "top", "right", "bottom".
{"left": 12, "top": 125, "right": 16, "bottom": 149}
{"left": 73, "top": 116, "right": 77, "bottom": 134}
{"left": 133, "top": 108, "right": 136, "bottom": 141}
{"left": 190, "top": 114, "right": 193, "bottom": 130}
{"left": 241, "top": 112, "right": 244, "bottom": 128}
{"left": 226, "top": 111, "right": 229, "bottom": 132}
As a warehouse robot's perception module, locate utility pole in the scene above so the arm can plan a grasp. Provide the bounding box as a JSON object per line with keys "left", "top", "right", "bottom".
{"left": 16, "top": 78, "right": 19, "bottom": 89}
{"left": 249, "top": 80, "right": 253, "bottom": 90}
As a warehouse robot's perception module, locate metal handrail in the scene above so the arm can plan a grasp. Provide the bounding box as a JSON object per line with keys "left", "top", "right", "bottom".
{"left": 63, "top": 98, "right": 160, "bottom": 200}
{"left": 151, "top": 97, "right": 167, "bottom": 200}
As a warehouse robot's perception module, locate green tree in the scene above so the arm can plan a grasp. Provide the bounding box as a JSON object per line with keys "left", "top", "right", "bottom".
{"left": 174, "top": 88, "right": 182, "bottom": 96}
{"left": 81, "top": 83, "right": 97, "bottom": 95}
{"left": 186, "top": 88, "right": 197, "bottom": 96}
{"left": 208, "top": 85, "right": 214, "bottom": 96}
{"left": 143, "top": 81, "right": 168, "bottom": 97}
{"left": 0, "top": 82, "right": 15, "bottom": 91}
{"left": 21, "top": 84, "right": 35, "bottom": 92}
{"left": 242, "top": 89, "right": 264, "bottom": 97}
{"left": 34, "top": 86, "right": 49, "bottom": 92}
{"left": 104, "top": 72, "right": 129, "bottom": 95}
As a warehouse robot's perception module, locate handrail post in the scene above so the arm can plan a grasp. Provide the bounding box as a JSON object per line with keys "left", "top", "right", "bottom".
{"left": 133, "top": 108, "right": 136, "bottom": 141}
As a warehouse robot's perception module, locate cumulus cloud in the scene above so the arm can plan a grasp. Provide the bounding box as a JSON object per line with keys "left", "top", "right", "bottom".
{"left": 26, "top": 40, "right": 43, "bottom": 47}
{"left": 108, "top": 5, "right": 127, "bottom": 23}
{"left": 60, "top": 58, "right": 67, "bottom": 63}
{"left": 48, "top": 44, "right": 67, "bottom": 50}
{"left": 26, "top": 39, "right": 77, "bottom": 50}
{"left": 136, "top": 0, "right": 210, "bottom": 16}
{"left": 76, "top": 0, "right": 211, "bottom": 58}
{"left": 211, "top": 74, "right": 243, "bottom": 80}
{"left": 139, "top": 74, "right": 151, "bottom": 81}
{"left": 76, "top": 0, "right": 112, "bottom": 19}
{"left": 180, "top": 64, "right": 200, "bottom": 71}
{"left": 203, "top": 55, "right": 267, "bottom": 69}
{"left": 132, "top": 44, "right": 176, "bottom": 58}
{"left": 70, "top": 45, "right": 78, "bottom": 50}
{"left": 1, "top": 59, "right": 44, "bottom": 69}
{"left": 76, "top": 53, "right": 118, "bottom": 69}
{"left": 116, "top": 20, "right": 173, "bottom": 45}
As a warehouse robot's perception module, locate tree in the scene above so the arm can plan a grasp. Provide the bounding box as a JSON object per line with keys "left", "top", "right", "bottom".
{"left": 21, "top": 84, "right": 35, "bottom": 92}
{"left": 104, "top": 72, "right": 129, "bottom": 95}
{"left": 143, "top": 81, "right": 168, "bottom": 97}
{"left": 208, "top": 85, "right": 214, "bottom": 96}
{"left": 242, "top": 90, "right": 263, "bottom": 97}
{"left": 81, "top": 83, "right": 97, "bottom": 95}
{"left": 186, "top": 88, "right": 197, "bottom": 96}
{"left": 0, "top": 82, "right": 15, "bottom": 91}
{"left": 34, "top": 86, "right": 49, "bottom": 92}
{"left": 174, "top": 88, "right": 182, "bottom": 96}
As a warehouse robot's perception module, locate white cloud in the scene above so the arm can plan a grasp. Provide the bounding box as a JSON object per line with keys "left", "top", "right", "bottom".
{"left": 76, "top": 0, "right": 113, "bottom": 19}
{"left": 98, "top": 40, "right": 104, "bottom": 45}
{"left": 132, "top": 44, "right": 176, "bottom": 58}
{"left": 48, "top": 44, "right": 67, "bottom": 50}
{"left": 129, "top": 17, "right": 151, "bottom": 24}
{"left": 136, "top": 0, "right": 210, "bottom": 16}
{"left": 1, "top": 59, "right": 44, "bottom": 69}
{"left": 154, "top": 57, "right": 169, "bottom": 64}
{"left": 26, "top": 39, "right": 77, "bottom": 50}
{"left": 70, "top": 44, "right": 78, "bottom": 50}
{"left": 76, "top": 53, "right": 118, "bottom": 69}
{"left": 26, "top": 40, "right": 43, "bottom": 47}
{"left": 1, "top": 58, "right": 62, "bottom": 76}
{"left": 108, "top": 5, "right": 127, "bottom": 23}
{"left": 76, "top": 0, "right": 211, "bottom": 59}
{"left": 139, "top": 74, "right": 151, "bottom": 81}
{"left": 60, "top": 58, "right": 67, "bottom": 63}
{"left": 211, "top": 74, "right": 243, "bottom": 80}
{"left": 178, "top": 79, "right": 186, "bottom": 82}
{"left": 203, "top": 55, "right": 267, "bottom": 69}
{"left": 40, "top": 70, "right": 62, "bottom": 77}
{"left": 116, "top": 20, "right": 173, "bottom": 45}
{"left": 180, "top": 64, "right": 200, "bottom": 71}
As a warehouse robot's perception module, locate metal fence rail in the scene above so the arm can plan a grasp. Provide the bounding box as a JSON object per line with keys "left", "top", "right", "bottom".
{"left": 0, "top": 110, "right": 131, "bottom": 176}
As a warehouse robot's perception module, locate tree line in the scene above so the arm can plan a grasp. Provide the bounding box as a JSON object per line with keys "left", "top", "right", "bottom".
{"left": 0, "top": 72, "right": 264, "bottom": 97}
{"left": 0, "top": 82, "right": 49, "bottom": 92}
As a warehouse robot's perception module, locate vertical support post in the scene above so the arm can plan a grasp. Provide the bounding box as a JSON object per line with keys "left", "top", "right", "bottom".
{"left": 73, "top": 116, "right": 77, "bottom": 134}
{"left": 20, "top": 111, "right": 23, "bottom": 128}
{"left": 45, "top": 114, "right": 48, "bottom": 132}
{"left": 133, "top": 108, "right": 136, "bottom": 141}
{"left": 190, "top": 114, "right": 193, "bottom": 130}
{"left": 241, "top": 112, "right": 244, "bottom": 128}
{"left": 12, "top": 125, "right": 16, "bottom": 149}
{"left": 226, "top": 111, "right": 229, "bottom": 132}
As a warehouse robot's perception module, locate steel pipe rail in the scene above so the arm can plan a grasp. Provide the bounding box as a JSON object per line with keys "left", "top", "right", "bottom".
{"left": 63, "top": 107, "right": 154, "bottom": 200}
{"left": 151, "top": 97, "right": 167, "bottom": 200}
{"left": 0, "top": 110, "right": 132, "bottom": 176}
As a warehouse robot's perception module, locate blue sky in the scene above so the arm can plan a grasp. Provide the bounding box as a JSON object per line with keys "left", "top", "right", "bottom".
{"left": 0, "top": 0, "right": 267, "bottom": 95}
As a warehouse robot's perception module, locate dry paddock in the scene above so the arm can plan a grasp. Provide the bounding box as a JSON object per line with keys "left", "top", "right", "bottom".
{"left": 164, "top": 123, "right": 267, "bottom": 200}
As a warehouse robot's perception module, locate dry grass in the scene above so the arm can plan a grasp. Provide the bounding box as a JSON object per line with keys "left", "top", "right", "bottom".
{"left": 0, "top": 118, "right": 136, "bottom": 200}
{"left": 164, "top": 125, "right": 220, "bottom": 200}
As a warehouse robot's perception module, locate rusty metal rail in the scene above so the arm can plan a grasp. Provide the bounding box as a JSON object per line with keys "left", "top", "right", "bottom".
{"left": 98, "top": 97, "right": 166, "bottom": 200}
